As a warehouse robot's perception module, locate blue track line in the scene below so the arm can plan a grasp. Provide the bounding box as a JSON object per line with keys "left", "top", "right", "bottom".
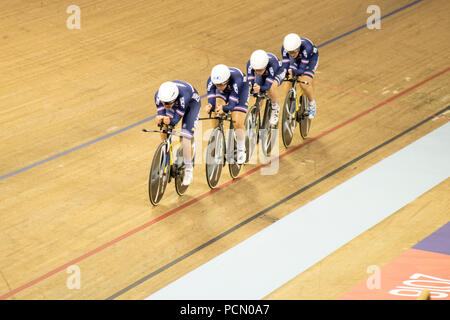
{"left": 0, "top": 0, "right": 423, "bottom": 182}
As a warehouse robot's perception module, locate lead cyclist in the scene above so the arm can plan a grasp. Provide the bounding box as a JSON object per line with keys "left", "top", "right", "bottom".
{"left": 281, "top": 33, "right": 319, "bottom": 119}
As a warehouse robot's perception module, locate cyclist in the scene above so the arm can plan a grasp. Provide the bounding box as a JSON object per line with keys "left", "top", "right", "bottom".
{"left": 154, "top": 80, "right": 201, "bottom": 186}
{"left": 281, "top": 33, "right": 319, "bottom": 119}
{"left": 205, "top": 64, "right": 249, "bottom": 165}
{"left": 246, "top": 49, "right": 285, "bottom": 126}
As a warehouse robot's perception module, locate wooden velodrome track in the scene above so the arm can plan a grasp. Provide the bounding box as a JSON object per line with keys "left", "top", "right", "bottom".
{"left": 0, "top": 0, "right": 449, "bottom": 300}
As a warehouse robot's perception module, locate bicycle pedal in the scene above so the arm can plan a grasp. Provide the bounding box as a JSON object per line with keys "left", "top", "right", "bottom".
{"left": 170, "top": 165, "right": 177, "bottom": 178}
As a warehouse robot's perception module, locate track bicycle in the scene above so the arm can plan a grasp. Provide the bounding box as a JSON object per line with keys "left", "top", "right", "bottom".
{"left": 200, "top": 112, "right": 242, "bottom": 189}
{"left": 281, "top": 76, "right": 312, "bottom": 148}
{"left": 244, "top": 91, "right": 277, "bottom": 161}
{"left": 142, "top": 123, "right": 194, "bottom": 205}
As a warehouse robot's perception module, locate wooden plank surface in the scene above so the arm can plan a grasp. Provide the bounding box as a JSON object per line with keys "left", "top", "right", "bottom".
{"left": 0, "top": 0, "right": 448, "bottom": 299}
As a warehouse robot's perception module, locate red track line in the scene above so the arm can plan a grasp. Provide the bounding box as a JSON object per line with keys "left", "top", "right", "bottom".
{"left": 1, "top": 66, "right": 448, "bottom": 300}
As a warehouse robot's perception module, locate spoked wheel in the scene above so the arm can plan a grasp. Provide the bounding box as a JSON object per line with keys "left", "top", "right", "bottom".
{"left": 174, "top": 147, "right": 189, "bottom": 196}
{"left": 205, "top": 127, "right": 225, "bottom": 189}
{"left": 298, "top": 94, "right": 312, "bottom": 139}
{"left": 281, "top": 90, "right": 297, "bottom": 148}
{"left": 260, "top": 100, "right": 275, "bottom": 157}
{"left": 148, "top": 142, "right": 169, "bottom": 206}
{"left": 228, "top": 128, "right": 241, "bottom": 179}
{"left": 244, "top": 105, "right": 258, "bottom": 163}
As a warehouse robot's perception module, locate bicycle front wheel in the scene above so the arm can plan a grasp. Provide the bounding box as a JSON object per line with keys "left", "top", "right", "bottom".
{"left": 281, "top": 90, "right": 297, "bottom": 148}
{"left": 244, "top": 105, "right": 258, "bottom": 163}
{"left": 148, "top": 142, "right": 169, "bottom": 206}
{"left": 261, "top": 100, "right": 275, "bottom": 157}
{"left": 205, "top": 127, "right": 225, "bottom": 189}
{"left": 228, "top": 128, "right": 241, "bottom": 179}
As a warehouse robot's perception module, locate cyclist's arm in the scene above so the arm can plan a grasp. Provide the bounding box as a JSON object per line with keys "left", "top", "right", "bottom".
{"left": 246, "top": 60, "right": 256, "bottom": 89}
{"left": 294, "top": 45, "right": 316, "bottom": 76}
{"left": 259, "top": 78, "right": 274, "bottom": 92}
{"left": 169, "top": 94, "right": 188, "bottom": 126}
{"left": 154, "top": 93, "right": 168, "bottom": 125}
{"left": 295, "top": 58, "right": 308, "bottom": 76}
{"left": 222, "top": 77, "right": 241, "bottom": 112}
{"left": 259, "top": 60, "right": 277, "bottom": 92}
{"left": 206, "top": 77, "right": 217, "bottom": 111}
{"left": 155, "top": 92, "right": 166, "bottom": 116}
{"left": 281, "top": 45, "right": 291, "bottom": 73}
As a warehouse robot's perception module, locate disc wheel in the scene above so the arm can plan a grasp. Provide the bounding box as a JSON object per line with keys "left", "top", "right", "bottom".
{"left": 281, "top": 90, "right": 297, "bottom": 148}
{"left": 244, "top": 105, "right": 258, "bottom": 163}
{"left": 205, "top": 127, "right": 225, "bottom": 189}
{"left": 228, "top": 129, "right": 242, "bottom": 179}
{"left": 148, "top": 142, "right": 169, "bottom": 206}
{"left": 261, "top": 100, "right": 275, "bottom": 157}
{"left": 298, "top": 94, "right": 312, "bottom": 139}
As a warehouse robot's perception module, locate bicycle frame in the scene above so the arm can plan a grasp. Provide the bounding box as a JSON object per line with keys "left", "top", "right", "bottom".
{"left": 199, "top": 112, "right": 234, "bottom": 161}
{"left": 254, "top": 94, "right": 263, "bottom": 131}
{"left": 252, "top": 92, "right": 271, "bottom": 133}
{"left": 284, "top": 76, "right": 312, "bottom": 139}
{"left": 286, "top": 77, "right": 306, "bottom": 113}
{"left": 199, "top": 112, "right": 234, "bottom": 131}
{"left": 200, "top": 111, "right": 242, "bottom": 184}
{"left": 143, "top": 124, "right": 182, "bottom": 181}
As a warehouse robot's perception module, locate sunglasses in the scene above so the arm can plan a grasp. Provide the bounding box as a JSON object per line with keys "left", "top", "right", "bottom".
{"left": 288, "top": 49, "right": 300, "bottom": 55}
{"left": 162, "top": 100, "right": 176, "bottom": 106}
{"left": 216, "top": 80, "right": 229, "bottom": 87}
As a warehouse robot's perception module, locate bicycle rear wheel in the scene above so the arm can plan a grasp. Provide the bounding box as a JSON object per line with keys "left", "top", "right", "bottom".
{"left": 205, "top": 127, "right": 225, "bottom": 189}
{"left": 148, "top": 142, "right": 169, "bottom": 206}
{"left": 174, "top": 147, "right": 189, "bottom": 196}
{"left": 228, "top": 128, "right": 241, "bottom": 179}
{"left": 244, "top": 105, "right": 258, "bottom": 163}
{"left": 281, "top": 90, "right": 297, "bottom": 148}
{"left": 298, "top": 94, "right": 312, "bottom": 139}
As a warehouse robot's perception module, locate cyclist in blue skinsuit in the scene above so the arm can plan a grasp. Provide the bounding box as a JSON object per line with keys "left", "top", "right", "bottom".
{"left": 155, "top": 80, "right": 201, "bottom": 185}
{"left": 281, "top": 33, "right": 319, "bottom": 119}
{"left": 205, "top": 64, "right": 249, "bottom": 165}
{"left": 246, "top": 49, "right": 286, "bottom": 126}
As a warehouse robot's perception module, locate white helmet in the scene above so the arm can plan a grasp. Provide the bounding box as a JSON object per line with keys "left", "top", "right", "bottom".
{"left": 158, "top": 81, "right": 179, "bottom": 102}
{"left": 283, "top": 33, "right": 302, "bottom": 51}
{"left": 211, "top": 64, "right": 231, "bottom": 84}
{"left": 250, "top": 50, "right": 269, "bottom": 70}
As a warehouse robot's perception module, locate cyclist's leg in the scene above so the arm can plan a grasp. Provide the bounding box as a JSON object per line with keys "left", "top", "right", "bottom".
{"left": 232, "top": 108, "right": 247, "bottom": 164}
{"left": 264, "top": 69, "right": 284, "bottom": 125}
{"left": 232, "top": 81, "right": 249, "bottom": 163}
{"left": 266, "top": 84, "right": 279, "bottom": 126}
{"left": 299, "top": 54, "right": 319, "bottom": 119}
{"left": 299, "top": 73, "right": 315, "bottom": 119}
{"left": 299, "top": 53, "right": 318, "bottom": 101}
{"left": 267, "top": 69, "right": 286, "bottom": 109}
{"left": 283, "top": 73, "right": 291, "bottom": 96}
{"left": 180, "top": 99, "right": 201, "bottom": 184}
{"left": 181, "top": 101, "right": 201, "bottom": 160}
{"left": 299, "top": 74, "right": 314, "bottom": 100}
{"left": 266, "top": 82, "right": 279, "bottom": 105}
